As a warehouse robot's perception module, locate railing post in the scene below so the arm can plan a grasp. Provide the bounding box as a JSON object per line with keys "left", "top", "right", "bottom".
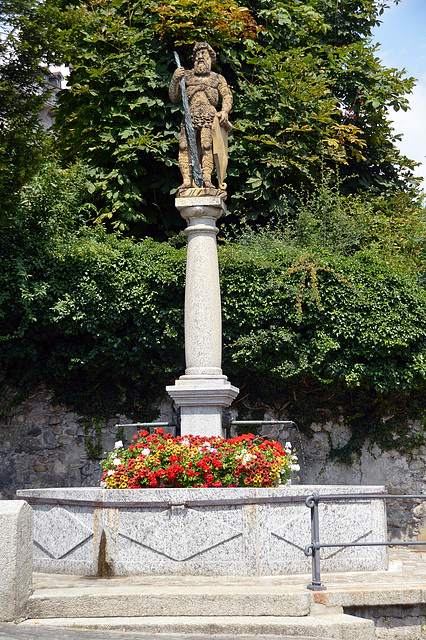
{"left": 305, "top": 493, "right": 326, "bottom": 591}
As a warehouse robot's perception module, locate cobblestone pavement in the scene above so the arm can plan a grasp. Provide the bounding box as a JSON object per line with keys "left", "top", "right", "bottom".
{"left": 0, "top": 629, "right": 318, "bottom": 640}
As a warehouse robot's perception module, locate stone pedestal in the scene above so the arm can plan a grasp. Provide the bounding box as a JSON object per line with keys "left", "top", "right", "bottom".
{"left": 166, "top": 196, "right": 238, "bottom": 437}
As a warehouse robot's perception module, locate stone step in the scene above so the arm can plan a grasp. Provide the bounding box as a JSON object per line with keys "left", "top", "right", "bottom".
{"left": 28, "top": 585, "right": 312, "bottom": 619}
{"left": 20, "top": 615, "right": 375, "bottom": 640}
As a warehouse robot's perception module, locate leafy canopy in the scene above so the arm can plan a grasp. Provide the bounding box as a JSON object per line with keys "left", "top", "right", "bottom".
{"left": 53, "top": 0, "right": 418, "bottom": 235}
{"left": 0, "top": 0, "right": 65, "bottom": 209}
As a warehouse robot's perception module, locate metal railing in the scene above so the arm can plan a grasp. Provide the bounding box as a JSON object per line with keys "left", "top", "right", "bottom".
{"left": 304, "top": 492, "right": 426, "bottom": 591}
{"left": 116, "top": 420, "right": 296, "bottom": 432}
{"left": 15, "top": 493, "right": 309, "bottom": 510}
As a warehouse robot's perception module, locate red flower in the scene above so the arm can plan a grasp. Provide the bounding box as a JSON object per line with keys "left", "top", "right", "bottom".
{"left": 102, "top": 432, "right": 293, "bottom": 489}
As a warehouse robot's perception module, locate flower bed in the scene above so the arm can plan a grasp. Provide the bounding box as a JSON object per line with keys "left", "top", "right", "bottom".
{"left": 101, "top": 429, "right": 299, "bottom": 489}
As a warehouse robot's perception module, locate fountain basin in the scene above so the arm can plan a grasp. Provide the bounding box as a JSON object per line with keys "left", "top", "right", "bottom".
{"left": 16, "top": 485, "right": 387, "bottom": 576}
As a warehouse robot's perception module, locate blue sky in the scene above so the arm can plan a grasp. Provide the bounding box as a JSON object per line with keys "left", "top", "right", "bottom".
{"left": 372, "top": 0, "right": 426, "bottom": 186}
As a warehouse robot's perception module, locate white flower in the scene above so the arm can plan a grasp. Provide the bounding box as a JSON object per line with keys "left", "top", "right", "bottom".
{"left": 113, "top": 457, "right": 121, "bottom": 466}
{"left": 236, "top": 452, "right": 255, "bottom": 466}
{"left": 100, "top": 481, "right": 107, "bottom": 488}
{"left": 181, "top": 439, "right": 190, "bottom": 446}
{"left": 141, "top": 448, "right": 150, "bottom": 456}
{"left": 114, "top": 440, "right": 123, "bottom": 449}
{"left": 107, "top": 469, "right": 115, "bottom": 476}
{"left": 291, "top": 464, "right": 300, "bottom": 472}
{"left": 284, "top": 442, "right": 292, "bottom": 453}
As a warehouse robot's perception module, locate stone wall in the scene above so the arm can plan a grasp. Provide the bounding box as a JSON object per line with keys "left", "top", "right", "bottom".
{"left": 345, "top": 605, "right": 426, "bottom": 640}
{"left": 1, "top": 386, "right": 425, "bottom": 541}
{"left": 0, "top": 386, "right": 119, "bottom": 500}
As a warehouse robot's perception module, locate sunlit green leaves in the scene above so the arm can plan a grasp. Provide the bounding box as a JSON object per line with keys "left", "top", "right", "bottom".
{"left": 0, "top": 0, "right": 65, "bottom": 210}
{"left": 52, "top": 0, "right": 418, "bottom": 235}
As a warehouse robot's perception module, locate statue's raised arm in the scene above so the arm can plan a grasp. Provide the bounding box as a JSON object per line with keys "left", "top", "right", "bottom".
{"left": 169, "top": 42, "right": 233, "bottom": 198}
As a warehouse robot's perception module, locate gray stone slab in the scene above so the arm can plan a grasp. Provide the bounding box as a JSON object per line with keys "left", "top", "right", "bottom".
{"left": 17, "top": 486, "right": 387, "bottom": 576}
{"left": 13, "top": 615, "right": 376, "bottom": 640}
{"left": 27, "top": 585, "right": 312, "bottom": 619}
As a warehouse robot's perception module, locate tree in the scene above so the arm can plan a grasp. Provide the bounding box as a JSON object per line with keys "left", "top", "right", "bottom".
{"left": 0, "top": 0, "right": 64, "bottom": 210}
{"left": 53, "top": 0, "right": 418, "bottom": 235}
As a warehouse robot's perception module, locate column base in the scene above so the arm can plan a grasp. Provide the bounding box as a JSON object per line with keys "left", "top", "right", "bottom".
{"left": 166, "top": 376, "right": 239, "bottom": 438}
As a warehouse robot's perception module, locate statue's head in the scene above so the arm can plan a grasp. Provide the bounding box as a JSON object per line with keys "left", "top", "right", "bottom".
{"left": 192, "top": 42, "right": 216, "bottom": 75}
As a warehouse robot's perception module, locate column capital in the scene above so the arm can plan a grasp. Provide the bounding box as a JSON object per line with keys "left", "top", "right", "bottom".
{"left": 175, "top": 197, "right": 226, "bottom": 224}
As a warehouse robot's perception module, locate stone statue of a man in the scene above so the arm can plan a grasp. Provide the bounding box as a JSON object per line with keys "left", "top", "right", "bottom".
{"left": 169, "top": 42, "right": 233, "bottom": 196}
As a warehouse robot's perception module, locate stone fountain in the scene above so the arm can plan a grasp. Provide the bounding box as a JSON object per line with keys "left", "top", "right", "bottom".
{"left": 16, "top": 43, "right": 387, "bottom": 578}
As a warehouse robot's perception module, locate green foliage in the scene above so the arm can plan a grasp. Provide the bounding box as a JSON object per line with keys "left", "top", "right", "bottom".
{"left": 1, "top": 160, "right": 426, "bottom": 463}
{"left": 221, "top": 246, "right": 426, "bottom": 394}
{"left": 53, "top": 0, "right": 419, "bottom": 235}
{"left": 279, "top": 171, "right": 368, "bottom": 255}
{"left": 13, "top": 158, "right": 98, "bottom": 232}
{"left": 359, "top": 191, "right": 426, "bottom": 271}
{"left": 154, "top": 0, "right": 262, "bottom": 46}
{"left": 82, "top": 416, "right": 103, "bottom": 458}
{"left": 0, "top": 0, "right": 65, "bottom": 209}
{"left": 0, "top": 221, "right": 186, "bottom": 416}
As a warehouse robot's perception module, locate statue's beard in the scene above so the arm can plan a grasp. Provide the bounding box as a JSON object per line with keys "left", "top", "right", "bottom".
{"left": 194, "top": 60, "right": 209, "bottom": 75}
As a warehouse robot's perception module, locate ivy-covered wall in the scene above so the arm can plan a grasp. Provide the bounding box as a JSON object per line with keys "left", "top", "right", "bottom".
{"left": 2, "top": 216, "right": 426, "bottom": 462}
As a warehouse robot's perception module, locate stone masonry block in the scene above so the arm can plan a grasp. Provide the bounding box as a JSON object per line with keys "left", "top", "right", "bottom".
{"left": 0, "top": 500, "right": 33, "bottom": 622}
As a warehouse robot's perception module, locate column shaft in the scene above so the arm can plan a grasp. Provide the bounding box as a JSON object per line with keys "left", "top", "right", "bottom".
{"left": 184, "top": 215, "right": 222, "bottom": 375}
{"left": 166, "top": 197, "right": 239, "bottom": 437}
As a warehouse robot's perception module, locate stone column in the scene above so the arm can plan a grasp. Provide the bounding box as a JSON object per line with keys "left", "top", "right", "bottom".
{"left": 167, "top": 196, "right": 239, "bottom": 437}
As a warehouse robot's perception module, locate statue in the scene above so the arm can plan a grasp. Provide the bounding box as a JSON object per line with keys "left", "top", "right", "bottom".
{"left": 169, "top": 43, "right": 233, "bottom": 198}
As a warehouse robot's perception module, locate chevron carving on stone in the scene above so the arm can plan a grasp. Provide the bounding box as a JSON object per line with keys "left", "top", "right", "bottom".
{"left": 118, "top": 507, "right": 242, "bottom": 561}
{"left": 34, "top": 507, "right": 93, "bottom": 559}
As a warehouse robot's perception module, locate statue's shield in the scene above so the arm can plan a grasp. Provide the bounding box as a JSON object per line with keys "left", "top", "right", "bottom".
{"left": 212, "top": 116, "right": 232, "bottom": 190}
